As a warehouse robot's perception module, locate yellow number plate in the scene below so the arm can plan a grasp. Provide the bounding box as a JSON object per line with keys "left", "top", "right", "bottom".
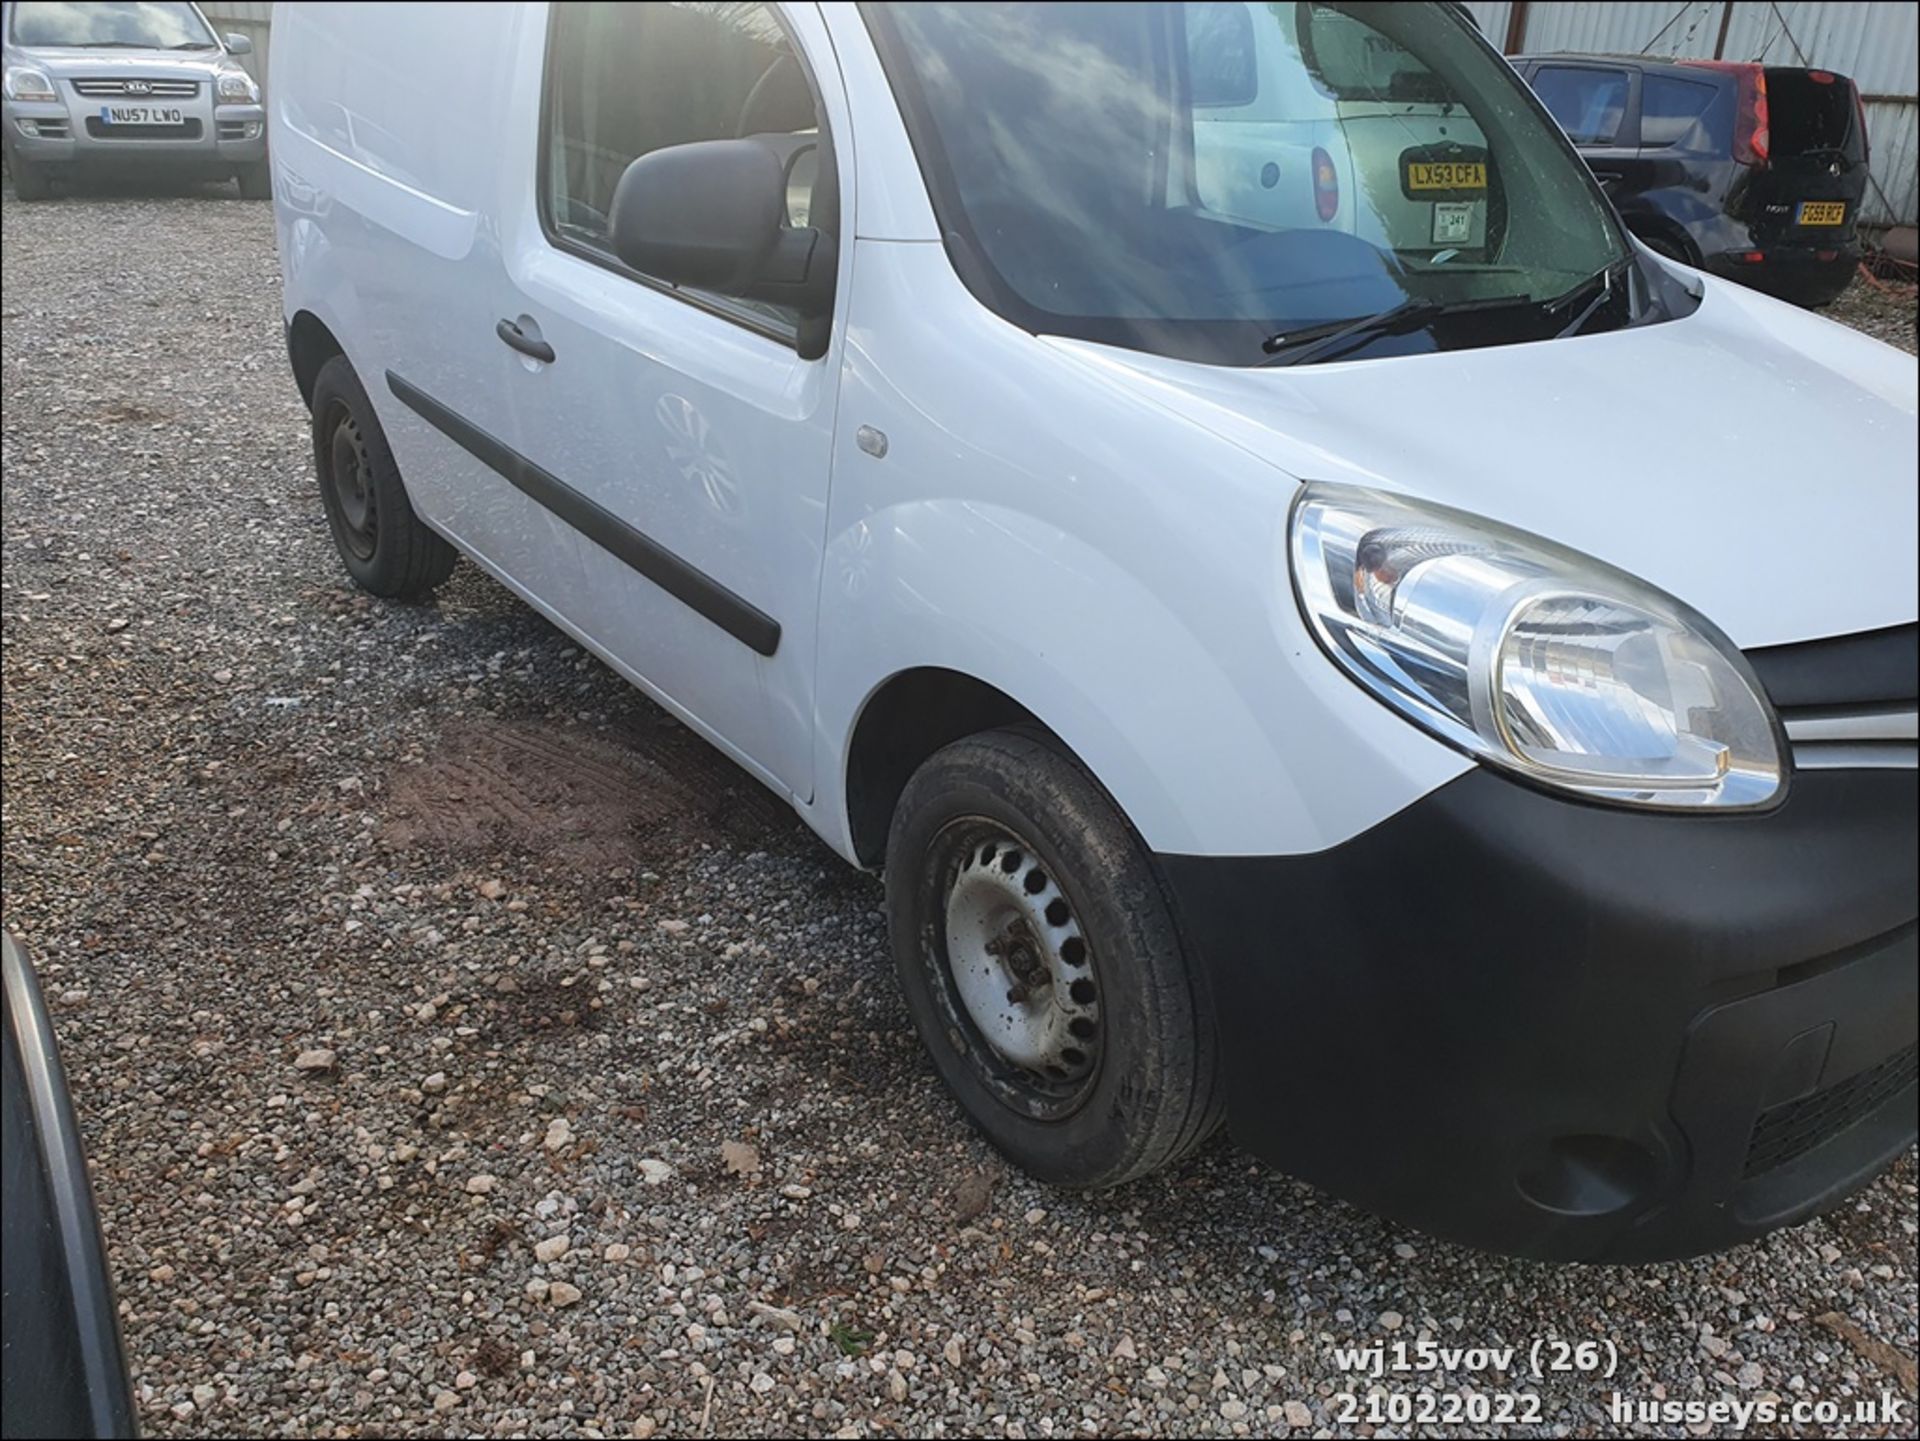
{"left": 1407, "top": 162, "right": 1486, "bottom": 191}
{"left": 1797, "top": 201, "right": 1847, "bottom": 226}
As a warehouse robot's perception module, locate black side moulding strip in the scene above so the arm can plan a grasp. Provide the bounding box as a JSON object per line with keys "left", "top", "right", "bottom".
{"left": 386, "top": 370, "right": 781, "bottom": 657}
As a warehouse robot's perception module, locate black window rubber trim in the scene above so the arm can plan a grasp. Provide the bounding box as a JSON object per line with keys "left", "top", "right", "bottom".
{"left": 385, "top": 372, "right": 781, "bottom": 658}
{"left": 1745, "top": 622, "right": 1917, "bottom": 710}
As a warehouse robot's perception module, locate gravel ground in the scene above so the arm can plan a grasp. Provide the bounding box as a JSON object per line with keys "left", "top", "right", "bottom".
{"left": 3, "top": 182, "right": 1916, "bottom": 1440}
{"left": 1826, "top": 275, "right": 1920, "bottom": 354}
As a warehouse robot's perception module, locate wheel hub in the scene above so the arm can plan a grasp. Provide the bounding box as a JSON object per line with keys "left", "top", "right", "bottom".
{"left": 943, "top": 828, "right": 1098, "bottom": 1087}
{"left": 326, "top": 407, "right": 377, "bottom": 559}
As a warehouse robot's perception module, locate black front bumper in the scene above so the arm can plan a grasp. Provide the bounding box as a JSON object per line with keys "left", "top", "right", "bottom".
{"left": 1161, "top": 767, "right": 1917, "bottom": 1262}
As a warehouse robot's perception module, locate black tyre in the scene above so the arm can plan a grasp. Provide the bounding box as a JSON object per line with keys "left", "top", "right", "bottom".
{"left": 1636, "top": 232, "right": 1690, "bottom": 265}
{"left": 309, "top": 355, "right": 458, "bottom": 598}
{"left": 885, "top": 728, "right": 1223, "bottom": 1189}
{"left": 8, "top": 156, "right": 53, "bottom": 201}
{"left": 236, "top": 160, "right": 271, "bottom": 200}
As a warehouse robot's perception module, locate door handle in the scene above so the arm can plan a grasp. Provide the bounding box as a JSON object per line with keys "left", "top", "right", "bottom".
{"left": 496, "top": 318, "right": 555, "bottom": 364}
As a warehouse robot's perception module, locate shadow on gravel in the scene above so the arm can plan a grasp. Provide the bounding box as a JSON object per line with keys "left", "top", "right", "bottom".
{"left": 3, "top": 173, "right": 255, "bottom": 204}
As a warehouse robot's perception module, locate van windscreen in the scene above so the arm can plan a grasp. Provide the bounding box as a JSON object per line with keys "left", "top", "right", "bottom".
{"left": 862, "top": 1, "right": 1631, "bottom": 366}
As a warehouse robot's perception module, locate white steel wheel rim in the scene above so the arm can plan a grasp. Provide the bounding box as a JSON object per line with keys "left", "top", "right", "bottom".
{"left": 941, "top": 825, "right": 1099, "bottom": 1090}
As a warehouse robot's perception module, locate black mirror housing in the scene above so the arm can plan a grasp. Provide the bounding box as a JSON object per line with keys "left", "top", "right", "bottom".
{"left": 610, "top": 138, "right": 834, "bottom": 331}
{"left": 611, "top": 139, "right": 783, "bottom": 291}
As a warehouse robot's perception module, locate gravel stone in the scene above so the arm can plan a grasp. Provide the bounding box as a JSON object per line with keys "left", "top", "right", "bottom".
{"left": 3, "top": 182, "right": 1914, "bottom": 1440}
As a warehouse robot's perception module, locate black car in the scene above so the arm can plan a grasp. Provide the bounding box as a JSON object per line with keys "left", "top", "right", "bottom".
{"left": 1513, "top": 53, "right": 1869, "bottom": 306}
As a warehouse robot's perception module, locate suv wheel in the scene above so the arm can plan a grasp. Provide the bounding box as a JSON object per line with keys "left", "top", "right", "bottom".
{"left": 8, "top": 155, "right": 54, "bottom": 201}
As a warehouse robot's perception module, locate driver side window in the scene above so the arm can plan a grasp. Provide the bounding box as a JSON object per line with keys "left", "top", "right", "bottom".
{"left": 542, "top": 1, "right": 826, "bottom": 329}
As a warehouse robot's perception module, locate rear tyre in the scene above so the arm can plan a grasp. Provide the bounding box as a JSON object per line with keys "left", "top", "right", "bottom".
{"left": 1635, "top": 232, "right": 1690, "bottom": 265}
{"left": 236, "top": 160, "right": 271, "bottom": 200}
{"left": 309, "top": 355, "right": 458, "bottom": 599}
{"left": 885, "top": 728, "right": 1224, "bottom": 1190}
{"left": 7, "top": 155, "right": 53, "bottom": 201}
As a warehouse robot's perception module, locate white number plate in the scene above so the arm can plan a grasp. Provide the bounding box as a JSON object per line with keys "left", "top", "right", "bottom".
{"left": 100, "top": 105, "right": 187, "bottom": 126}
{"left": 1432, "top": 202, "right": 1476, "bottom": 245}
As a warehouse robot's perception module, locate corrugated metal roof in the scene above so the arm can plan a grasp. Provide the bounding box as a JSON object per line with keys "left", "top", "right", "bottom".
{"left": 1519, "top": 1, "right": 1727, "bottom": 59}
{"left": 203, "top": 1, "right": 273, "bottom": 24}
{"left": 1719, "top": 1, "right": 1918, "bottom": 97}
{"left": 1461, "top": 2, "right": 1516, "bottom": 47}
{"left": 1861, "top": 99, "right": 1918, "bottom": 227}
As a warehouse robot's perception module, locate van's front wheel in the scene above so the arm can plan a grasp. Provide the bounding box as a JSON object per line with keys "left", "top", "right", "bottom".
{"left": 309, "top": 355, "right": 457, "bottom": 599}
{"left": 885, "top": 729, "right": 1223, "bottom": 1189}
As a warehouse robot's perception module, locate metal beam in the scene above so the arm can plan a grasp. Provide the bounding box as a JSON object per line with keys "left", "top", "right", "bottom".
{"left": 1503, "top": 0, "right": 1530, "bottom": 55}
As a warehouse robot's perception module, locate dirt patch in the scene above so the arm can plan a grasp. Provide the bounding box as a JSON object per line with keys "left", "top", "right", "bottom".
{"left": 378, "top": 716, "right": 800, "bottom": 867}
{"left": 94, "top": 400, "right": 173, "bottom": 423}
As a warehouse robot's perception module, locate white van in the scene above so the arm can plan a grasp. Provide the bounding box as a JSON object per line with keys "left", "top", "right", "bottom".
{"left": 270, "top": 1, "right": 1917, "bottom": 1263}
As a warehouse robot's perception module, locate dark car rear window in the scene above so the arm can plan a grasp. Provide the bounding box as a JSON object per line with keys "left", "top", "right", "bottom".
{"left": 1640, "top": 73, "right": 1720, "bottom": 149}
{"left": 1767, "top": 68, "right": 1863, "bottom": 159}
{"left": 1530, "top": 65, "right": 1630, "bottom": 145}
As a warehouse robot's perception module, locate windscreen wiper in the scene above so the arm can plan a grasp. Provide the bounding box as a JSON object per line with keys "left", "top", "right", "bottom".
{"left": 1258, "top": 298, "right": 1441, "bottom": 368}
{"left": 1548, "top": 256, "right": 1635, "bottom": 337}
{"left": 1258, "top": 293, "right": 1545, "bottom": 369}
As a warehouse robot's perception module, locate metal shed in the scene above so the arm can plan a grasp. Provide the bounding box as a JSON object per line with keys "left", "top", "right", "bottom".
{"left": 1464, "top": 0, "right": 1919, "bottom": 226}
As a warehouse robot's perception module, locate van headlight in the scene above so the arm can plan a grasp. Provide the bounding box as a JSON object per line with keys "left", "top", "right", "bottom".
{"left": 4, "top": 65, "right": 58, "bottom": 103}
{"left": 1290, "top": 483, "right": 1784, "bottom": 809}
{"left": 215, "top": 69, "right": 259, "bottom": 104}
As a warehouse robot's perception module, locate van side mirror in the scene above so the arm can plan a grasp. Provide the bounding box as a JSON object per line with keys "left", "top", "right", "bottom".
{"left": 610, "top": 138, "right": 834, "bottom": 328}
{"left": 224, "top": 32, "right": 253, "bottom": 55}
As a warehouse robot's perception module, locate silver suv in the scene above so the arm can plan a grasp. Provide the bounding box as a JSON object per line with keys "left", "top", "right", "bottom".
{"left": 2, "top": 0, "right": 267, "bottom": 199}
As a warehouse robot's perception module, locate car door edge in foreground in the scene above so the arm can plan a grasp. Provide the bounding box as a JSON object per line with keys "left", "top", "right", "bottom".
{"left": 3, "top": 931, "right": 137, "bottom": 1439}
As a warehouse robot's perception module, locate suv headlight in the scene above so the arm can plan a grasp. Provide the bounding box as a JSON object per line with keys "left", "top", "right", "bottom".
{"left": 215, "top": 68, "right": 258, "bottom": 104}
{"left": 1290, "top": 483, "right": 1784, "bottom": 809}
{"left": 4, "top": 65, "right": 58, "bottom": 103}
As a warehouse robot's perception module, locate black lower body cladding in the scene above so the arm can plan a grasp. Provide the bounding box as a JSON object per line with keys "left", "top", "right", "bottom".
{"left": 1159, "top": 767, "right": 1918, "bottom": 1262}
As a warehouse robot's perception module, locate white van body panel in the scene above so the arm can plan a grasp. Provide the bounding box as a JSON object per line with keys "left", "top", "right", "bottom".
{"left": 807, "top": 239, "right": 1472, "bottom": 859}
{"left": 273, "top": 0, "right": 1917, "bottom": 869}
{"left": 1038, "top": 270, "right": 1919, "bottom": 651}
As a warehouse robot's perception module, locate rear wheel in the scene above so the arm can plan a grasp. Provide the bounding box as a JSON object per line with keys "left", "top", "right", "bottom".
{"left": 236, "top": 160, "right": 271, "bottom": 200}
{"left": 309, "top": 355, "right": 458, "bottom": 598}
{"left": 885, "top": 728, "right": 1223, "bottom": 1190}
{"left": 7, "top": 155, "right": 53, "bottom": 201}
{"left": 1634, "top": 231, "right": 1691, "bottom": 265}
